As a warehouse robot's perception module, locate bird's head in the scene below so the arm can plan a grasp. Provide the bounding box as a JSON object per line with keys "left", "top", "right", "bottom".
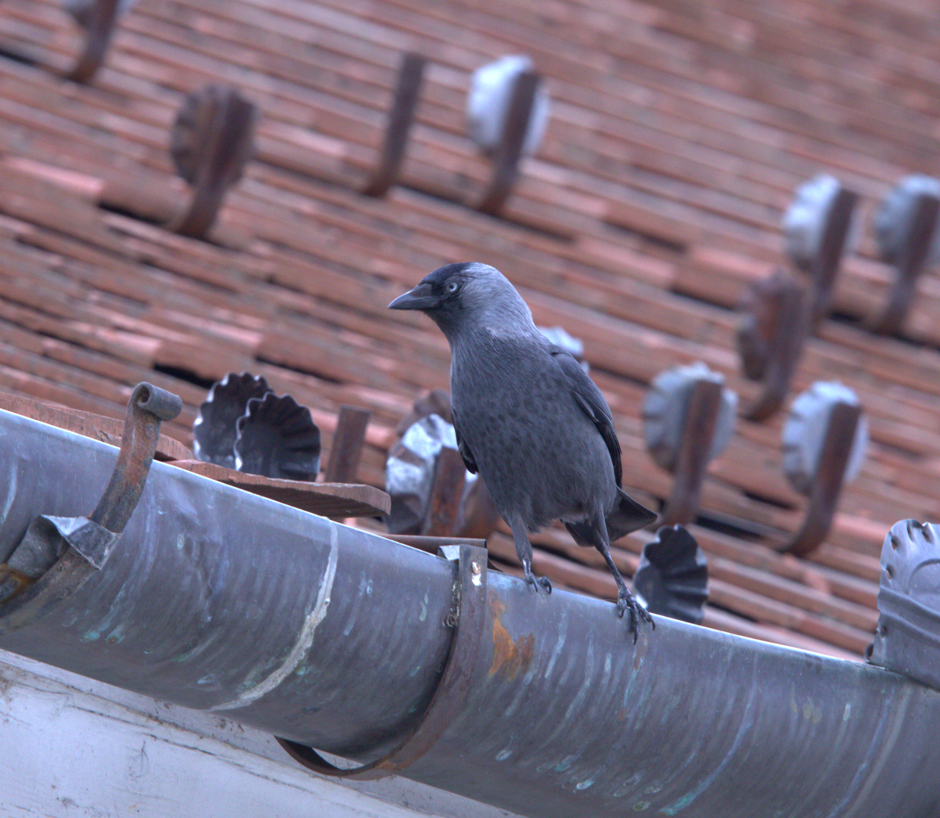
{"left": 388, "top": 262, "right": 535, "bottom": 341}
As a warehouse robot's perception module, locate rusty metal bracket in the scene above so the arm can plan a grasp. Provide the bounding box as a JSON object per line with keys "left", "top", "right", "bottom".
{"left": 785, "top": 400, "right": 861, "bottom": 557}
{"left": 869, "top": 192, "right": 940, "bottom": 336}
{"left": 276, "top": 542, "right": 488, "bottom": 780}
{"left": 90, "top": 383, "right": 183, "bottom": 532}
{"left": 737, "top": 269, "right": 809, "bottom": 421}
{"left": 324, "top": 405, "right": 371, "bottom": 484}
{"left": 806, "top": 185, "right": 859, "bottom": 327}
{"left": 0, "top": 383, "right": 181, "bottom": 604}
{"left": 421, "top": 446, "right": 469, "bottom": 536}
{"left": 362, "top": 52, "right": 426, "bottom": 197}
{"left": 169, "top": 85, "right": 257, "bottom": 239}
{"left": 661, "top": 379, "right": 723, "bottom": 526}
{"left": 66, "top": 0, "right": 121, "bottom": 83}
{"left": 476, "top": 70, "right": 541, "bottom": 215}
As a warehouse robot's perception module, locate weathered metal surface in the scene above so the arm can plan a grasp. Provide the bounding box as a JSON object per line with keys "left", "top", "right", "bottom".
{"left": 1, "top": 410, "right": 940, "bottom": 818}
{"left": 644, "top": 364, "right": 737, "bottom": 525}
{"left": 278, "top": 543, "right": 488, "bottom": 779}
{"left": 421, "top": 446, "right": 468, "bottom": 536}
{"left": 782, "top": 383, "right": 868, "bottom": 556}
{"left": 782, "top": 175, "right": 859, "bottom": 326}
{"left": 0, "top": 408, "right": 453, "bottom": 757}
{"left": 91, "top": 382, "right": 182, "bottom": 533}
{"left": 868, "top": 520, "right": 940, "bottom": 691}
{"left": 194, "top": 372, "right": 272, "bottom": 470}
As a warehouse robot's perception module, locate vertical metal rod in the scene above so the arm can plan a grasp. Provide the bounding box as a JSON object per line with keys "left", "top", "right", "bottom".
{"left": 869, "top": 194, "right": 940, "bottom": 335}
{"left": 662, "top": 379, "right": 722, "bottom": 526}
{"left": 90, "top": 383, "right": 183, "bottom": 533}
{"left": 67, "top": 0, "right": 121, "bottom": 83}
{"left": 363, "top": 53, "right": 426, "bottom": 197}
{"left": 477, "top": 71, "right": 540, "bottom": 215}
{"left": 324, "top": 406, "right": 371, "bottom": 484}
{"left": 808, "top": 186, "right": 858, "bottom": 326}
{"left": 421, "top": 446, "right": 468, "bottom": 536}
{"left": 786, "top": 401, "right": 860, "bottom": 556}
{"left": 743, "top": 277, "right": 808, "bottom": 421}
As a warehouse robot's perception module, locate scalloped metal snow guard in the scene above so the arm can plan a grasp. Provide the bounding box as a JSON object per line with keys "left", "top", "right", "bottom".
{"left": 0, "top": 407, "right": 939, "bottom": 818}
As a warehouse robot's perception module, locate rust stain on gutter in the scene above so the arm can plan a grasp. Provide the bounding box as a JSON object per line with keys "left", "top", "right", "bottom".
{"left": 488, "top": 594, "right": 534, "bottom": 680}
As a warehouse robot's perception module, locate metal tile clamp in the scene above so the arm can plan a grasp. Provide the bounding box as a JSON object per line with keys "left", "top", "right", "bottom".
{"left": 276, "top": 542, "right": 488, "bottom": 780}
{"left": 0, "top": 383, "right": 182, "bottom": 606}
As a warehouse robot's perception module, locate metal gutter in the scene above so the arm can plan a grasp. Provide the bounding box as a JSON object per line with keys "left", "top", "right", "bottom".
{"left": 0, "top": 407, "right": 939, "bottom": 818}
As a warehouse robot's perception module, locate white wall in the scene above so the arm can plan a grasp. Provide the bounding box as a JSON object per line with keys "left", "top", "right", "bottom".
{"left": 0, "top": 650, "right": 517, "bottom": 818}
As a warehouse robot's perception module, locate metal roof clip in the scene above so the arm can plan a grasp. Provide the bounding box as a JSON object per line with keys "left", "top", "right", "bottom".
{"left": 362, "top": 52, "right": 427, "bottom": 198}
{"left": 643, "top": 363, "right": 737, "bottom": 525}
{"left": 869, "top": 175, "right": 940, "bottom": 336}
{"left": 64, "top": 0, "right": 134, "bottom": 83}
{"left": 782, "top": 173, "right": 858, "bottom": 327}
{"left": 736, "top": 267, "right": 809, "bottom": 421}
{"left": 781, "top": 382, "right": 868, "bottom": 556}
{"left": 169, "top": 85, "right": 257, "bottom": 239}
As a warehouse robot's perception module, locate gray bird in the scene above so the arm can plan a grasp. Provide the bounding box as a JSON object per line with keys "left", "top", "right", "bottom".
{"left": 389, "top": 262, "right": 657, "bottom": 639}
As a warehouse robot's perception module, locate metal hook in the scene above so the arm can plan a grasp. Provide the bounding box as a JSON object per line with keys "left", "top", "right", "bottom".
{"left": 0, "top": 382, "right": 181, "bottom": 604}
{"left": 66, "top": 0, "right": 122, "bottom": 83}
{"left": 737, "top": 268, "right": 809, "bottom": 421}
{"left": 362, "top": 52, "right": 426, "bottom": 198}
{"left": 645, "top": 365, "right": 736, "bottom": 527}
{"left": 476, "top": 70, "right": 541, "bottom": 215}
{"left": 661, "top": 379, "right": 723, "bottom": 526}
{"left": 89, "top": 382, "right": 183, "bottom": 534}
{"left": 276, "top": 542, "right": 488, "bottom": 780}
{"left": 869, "top": 191, "right": 940, "bottom": 336}
{"left": 785, "top": 400, "right": 861, "bottom": 557}
{"left": 169, "top": 85, "right": 257, "bottom": 239}
{"left": 783, "top": 175, "right": 858, "bottom": 328}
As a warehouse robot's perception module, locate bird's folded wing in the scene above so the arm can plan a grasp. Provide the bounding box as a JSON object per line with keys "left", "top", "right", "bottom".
{"left": 451, "top": 407, "right": 479, "bottom": 474}
{"left": 549, "top": 346, "right": 624, "bottom": 487}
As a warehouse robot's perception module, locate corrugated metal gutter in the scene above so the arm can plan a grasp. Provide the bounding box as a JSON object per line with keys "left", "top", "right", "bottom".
{"left": 0, "top": 406, "right": 938, "bottom": 818}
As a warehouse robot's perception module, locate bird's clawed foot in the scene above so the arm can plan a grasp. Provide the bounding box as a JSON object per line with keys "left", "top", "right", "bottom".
{"left": 523, "top": 562, "right": 553, "bottom": 594}
{"left": 616, "top": 590, "right": 654, "bottom": 643}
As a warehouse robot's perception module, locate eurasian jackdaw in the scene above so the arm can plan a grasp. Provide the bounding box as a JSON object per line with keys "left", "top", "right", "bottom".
{"left": 389, "top": 262, "right": 658, "bottom": 638}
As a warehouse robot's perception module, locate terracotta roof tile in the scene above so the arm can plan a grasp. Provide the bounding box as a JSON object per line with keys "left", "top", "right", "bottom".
{"left": 2, "top": 0, "right": 939, "bottom": 658}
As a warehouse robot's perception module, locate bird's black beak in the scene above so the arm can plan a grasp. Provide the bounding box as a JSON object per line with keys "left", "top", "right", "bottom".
{"left": 388, "top": 282, "right": 437, "bottom": 311}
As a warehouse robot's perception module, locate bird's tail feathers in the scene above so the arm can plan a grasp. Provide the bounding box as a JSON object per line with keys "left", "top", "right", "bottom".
{"left": 607, "top": 489, "right": 658, "bottom": 541}
{"left": 564, "top": 489, "right": 658, "bottom": 548}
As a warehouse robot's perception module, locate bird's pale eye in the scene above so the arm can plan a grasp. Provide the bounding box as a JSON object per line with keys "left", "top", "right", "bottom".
{"left": 446, "top": 281, "right": 460, "bottom": 294}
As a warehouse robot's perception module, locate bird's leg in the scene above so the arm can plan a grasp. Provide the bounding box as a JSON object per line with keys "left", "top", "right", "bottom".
{"left": 592, "top": 512, "right": 653, "bottom": 642}
{"left": 510, "top": 516, "right": 552, "bottom": 594}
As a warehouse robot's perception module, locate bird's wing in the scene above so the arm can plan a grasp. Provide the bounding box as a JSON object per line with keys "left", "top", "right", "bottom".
{"left": 450, "top": 406, "right": 479, "bottom": 474}
{"left": 549, "top": 346, "right": 623, "bottom": 487}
